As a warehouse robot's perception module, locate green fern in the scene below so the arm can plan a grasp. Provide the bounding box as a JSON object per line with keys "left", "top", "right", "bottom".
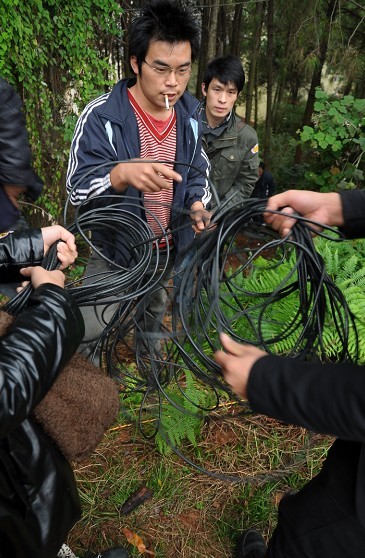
{"left": 155, "top": 370, "right": 214, "bottom": 455}
{"left": 315, "top": 237, "right": 365, "bottom": 363}
{"left": 216, "top": 237, "right": 365, "bottom": 363}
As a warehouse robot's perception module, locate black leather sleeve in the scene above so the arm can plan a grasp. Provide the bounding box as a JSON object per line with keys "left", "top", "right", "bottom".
{"left": 0, "top": 228, "right": 44, "bottom": 282}
{"left": 0, "top": 283, "right": 84, "bottom": 437}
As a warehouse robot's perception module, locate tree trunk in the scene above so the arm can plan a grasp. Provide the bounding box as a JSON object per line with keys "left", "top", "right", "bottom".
{"left": 263, "top": 0, "right": 275, "bottom": 167}
{"left": 272, "top": 23, "right": 292, "bottom": 132}
{"left": 195, "top": 2, "right": 211, "bottom": 99}
{"left": 355, "top": 76, "right": 365, "bottom": 99}
{"left": 206, "top": 0, "right": 220, "bottom": 63}
{"left": 230, "top": 4, "right": 244, "bottom": 57}
{"left": 121, "top": 9, "right": 133, "bottom": 78}
{"left": 343, "top": 79, "right": 353, "bottom": 96}
{"left": 245, "top": 1, "right": 265, "bottom": 124}
{"left": 254, "top": 68, "right": 259, "bottom": 127}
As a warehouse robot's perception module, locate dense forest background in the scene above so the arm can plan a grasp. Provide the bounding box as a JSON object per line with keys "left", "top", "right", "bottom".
{"left": 0, "top": 0, "right": 364, "bottom": 220}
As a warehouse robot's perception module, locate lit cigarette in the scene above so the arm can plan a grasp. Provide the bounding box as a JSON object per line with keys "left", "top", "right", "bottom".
{"left": 165, "top": 94, "right": 169, "bottom": 110}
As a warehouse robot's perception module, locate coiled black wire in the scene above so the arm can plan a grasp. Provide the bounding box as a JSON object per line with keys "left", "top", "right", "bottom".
{"left": 4, "top": 159, "right": 358, "bottom": 483}
{"left": 80, "top": 190, "right": 355, "bottom": 481}
{"left": 173, "top": 198, "right": 356, "bottom": 392}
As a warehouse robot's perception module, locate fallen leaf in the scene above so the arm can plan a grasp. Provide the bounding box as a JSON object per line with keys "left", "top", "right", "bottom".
{"left": 122, "top": 527, "right": 155, "bottom": 556}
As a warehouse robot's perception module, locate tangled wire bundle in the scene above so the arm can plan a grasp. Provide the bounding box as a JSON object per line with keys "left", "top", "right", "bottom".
{"left": 5, "top": 196, "right": 357, "bottom": 403}
{"left": 4, "top": 174, "right": 359, "bottom": 481}
{"left": 173, "top": 198, "right": 357, "bottom": 393}
{"left": 57, "top": 196, "right": 358, "bottom": 446}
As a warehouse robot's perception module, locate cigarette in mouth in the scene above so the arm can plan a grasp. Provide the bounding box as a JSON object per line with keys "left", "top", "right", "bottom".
{"left": 165, "top": 94, "right": 169, "bottom": 110}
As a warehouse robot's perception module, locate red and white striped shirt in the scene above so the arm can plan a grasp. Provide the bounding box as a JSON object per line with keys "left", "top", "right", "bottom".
{"left": 128, "top": 90, "right": 177, "bottom": 246}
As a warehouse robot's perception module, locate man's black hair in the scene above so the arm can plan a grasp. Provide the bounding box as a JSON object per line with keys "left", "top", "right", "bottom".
{"left": 129, "top": 0, "right": 201, "bottom": 73}
{"left": 203, "top": 55, "right": 245, "bottom": 94}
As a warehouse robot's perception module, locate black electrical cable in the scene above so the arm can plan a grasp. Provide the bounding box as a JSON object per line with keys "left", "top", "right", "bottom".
{"left": 63, "top": 158, "right": 357, "bottom": 482}
{"left": 5, "top": 157, "right": 357, "bottom": 484}
{"left": 173, "top": 199, "right": 355, "bottom": 386}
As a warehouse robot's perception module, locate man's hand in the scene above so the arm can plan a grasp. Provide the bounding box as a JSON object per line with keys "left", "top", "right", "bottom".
{"left": 41, "top": 225, "right": 78, "bottom": 270}
{"left": 190, "top": 201, "right": 211, "bottom": 234}
{"left": 110, "top": 160, "right": 182, "bottom": 193}
{"left": 214, "top": 333, "right": 267, "bottom": 399}
{"left": 19, "top": 267, "right": 65, "bottom": 290}
{"left": 264, "top": 190, "right": 344, "bottom": 237}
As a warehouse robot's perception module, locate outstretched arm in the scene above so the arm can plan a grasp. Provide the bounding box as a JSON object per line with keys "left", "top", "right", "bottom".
{"left": 264, "top": 190, "right": 343, "bottom": 236}
{"left": 110, "top": 160, "right": 182, "bottom": 193}
{"left": 0, "top": 226, "right": 78, "bottom": 282}
{"left": 215, "top": 332, "right": 365, "bottom": 443}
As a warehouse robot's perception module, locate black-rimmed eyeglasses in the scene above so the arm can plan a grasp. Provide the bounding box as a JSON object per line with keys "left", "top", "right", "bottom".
{"left": 142, "top": 60, "right": 192, "bottom": 78}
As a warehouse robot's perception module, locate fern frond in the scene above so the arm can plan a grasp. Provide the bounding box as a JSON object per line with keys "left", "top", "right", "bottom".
{"left": 154, "top": 371, "right": 214, "bottom": 455}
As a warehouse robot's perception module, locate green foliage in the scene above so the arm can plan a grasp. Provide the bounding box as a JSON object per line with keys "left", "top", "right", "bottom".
{"left": 299, "top": 88, "right": 365, "bottom": 192}
{"left": 315, "top": 237, "right": 365, "bottom": 363}
{"left": 272, "top": 147, "right": 310, "bottom": 193}
{"left": 65, "top": 264, "right": 87, "bottom": 283}
{"left": 155, "top": 370, "right": 213, "bottom": 456}
{"left": 273, "top": 101, "right": 306, "bottom": 136}
{"left": 220, "top": 237, "right": 365, "bottom": 364}
{"left": 0, "top": 0, "right": 123, "bottom": 220}
{"left": 220, "top": 253, "right": 312, "bottom": 355}
{"left": 256, "top": 119, "right": 310, "bottom": 192}
{"left": 118, "top": 368, "right": 217, "bottom": 456}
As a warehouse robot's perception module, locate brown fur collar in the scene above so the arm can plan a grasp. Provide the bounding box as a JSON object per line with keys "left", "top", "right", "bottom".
{"left": 0, "top": 310, "right": 119, "bottom": 462}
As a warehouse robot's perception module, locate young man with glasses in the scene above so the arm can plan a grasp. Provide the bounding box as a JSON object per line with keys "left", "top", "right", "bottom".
{"left": 66, "top": 0, "right": 210, "bottom": 357}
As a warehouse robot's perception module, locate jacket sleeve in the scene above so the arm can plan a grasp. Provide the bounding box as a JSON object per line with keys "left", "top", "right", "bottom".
{"left": 0, "top": 284, "right": 84, "bottom": 437}
{"left": 233, "top": 124, "right": 259, "bottom": 198}
{"left": 183, "top": 115, "right": 211, "bottom": 210}
{"left": 66, "top": 96, "right": 119, "bottom": 206}
{"left": 248, "top": 355, "right": 365, "bottom": 443}
{"left": 339, "top": 190, "right": 365, "bottom": 239}
{"left": 0, "top": 228, "right": 44, "bottom": 283}
{"left": 0, "top": 77, "right": 43, "bottom": 200}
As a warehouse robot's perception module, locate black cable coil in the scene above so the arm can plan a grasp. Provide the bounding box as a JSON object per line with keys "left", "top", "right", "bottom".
{"left": 3, "top": 161, "right": 358, "bottom": 482}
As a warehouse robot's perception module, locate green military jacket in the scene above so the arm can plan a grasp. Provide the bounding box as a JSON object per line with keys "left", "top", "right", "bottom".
{"left": 201, "top": 108, "right": 259, "bottom": 210}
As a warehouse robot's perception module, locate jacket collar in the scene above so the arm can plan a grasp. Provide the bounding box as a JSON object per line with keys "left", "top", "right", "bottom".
{"left": 100, "top": 78, "right": 199, "bottom": 126}
{"left": 199, "top": 99, "right": 233, "bottom": 134}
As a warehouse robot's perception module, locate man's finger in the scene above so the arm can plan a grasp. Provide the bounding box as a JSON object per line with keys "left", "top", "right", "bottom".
{"left": 219, "top": 332, "right": 245, "bottom": 356}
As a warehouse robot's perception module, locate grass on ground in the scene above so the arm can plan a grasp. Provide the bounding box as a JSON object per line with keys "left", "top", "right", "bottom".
{"left": 68, "top": 406, "right": 332, "bottom": 557}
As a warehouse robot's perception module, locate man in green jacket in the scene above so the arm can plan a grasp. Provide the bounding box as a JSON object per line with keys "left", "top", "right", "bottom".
{"left": 199, "top": 55, "right": 259, "bottom": 210}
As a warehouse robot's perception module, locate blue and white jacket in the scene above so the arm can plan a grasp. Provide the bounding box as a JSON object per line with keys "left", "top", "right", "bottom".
{"left": 66, "top": 78, "right": 210, "bottom": 265}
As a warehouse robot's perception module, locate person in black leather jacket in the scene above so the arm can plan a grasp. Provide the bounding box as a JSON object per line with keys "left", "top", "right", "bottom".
{"left": 0, "top": 225, "right": 84, "bottom": 558}
{"left": 215, "top": 189, "right": 365, "bottom": 558}
{"left": 0, "top": 77, "right": 43, "bottom": 233}
{"left": 0, "top": 226, "right": 130, "bottom": 558}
